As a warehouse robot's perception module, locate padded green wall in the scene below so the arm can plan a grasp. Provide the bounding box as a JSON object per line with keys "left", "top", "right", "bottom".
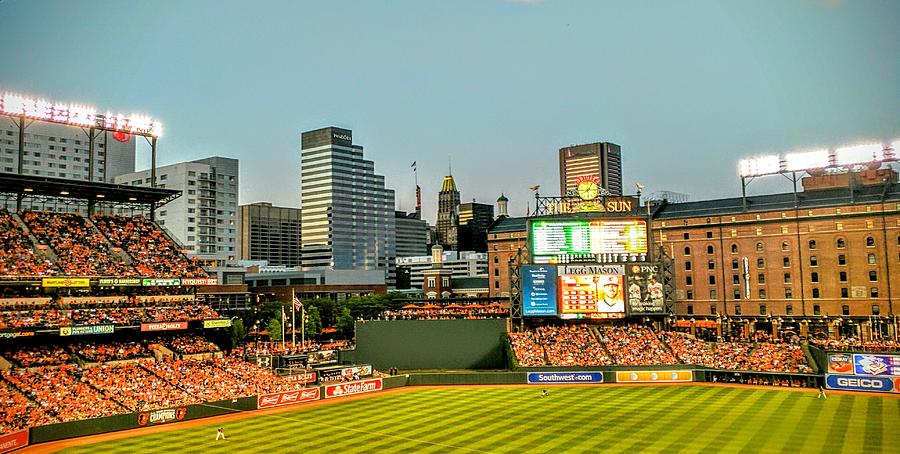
{"left": 353, "top": 319, "right": 508, "bottom": 370}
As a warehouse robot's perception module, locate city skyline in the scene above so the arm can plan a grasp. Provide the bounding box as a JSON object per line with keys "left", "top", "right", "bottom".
{"left": 1, "top": 0, "right": 897, "bottom": 224}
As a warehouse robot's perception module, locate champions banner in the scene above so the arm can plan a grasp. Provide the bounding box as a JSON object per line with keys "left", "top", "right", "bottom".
{"left": 616, "top": 370, "right": 693, "bottom": 383}
{"left": 0, "top": 429, "right": 28, "bottom": 454}
{"left": 324, "top": 378, "right": 383, "bottom": 399}
{"left": 141, "top": 321, "right": 189, "bottom": 332}
{"left": 527, "top": 372, "right": 604, "bottom": 384}
{"left": 258, "top": 388, "right": 320, "bottom": 409}
{"left": 137, "top": 407, "right": 187, "bottom": 426}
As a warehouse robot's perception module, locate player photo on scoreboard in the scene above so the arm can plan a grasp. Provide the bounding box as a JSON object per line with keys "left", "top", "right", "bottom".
{"left": 626, "top": 264, "right": 665, "bottom": 315}
{"left": 558, "top": 273, "right": 625, "bottom": 318}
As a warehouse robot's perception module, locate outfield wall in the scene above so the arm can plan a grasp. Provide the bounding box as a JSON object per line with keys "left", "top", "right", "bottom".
{"left": 352, "top": 319, "right": 508, "bottom": 370}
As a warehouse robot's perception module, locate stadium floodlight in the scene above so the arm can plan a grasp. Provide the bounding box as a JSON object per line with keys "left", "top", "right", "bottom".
{"left": 834, "top": 143, "right": 883, "bottom": 167}
{"left": 739, "top": 155, "right": 781, "bottom": 178}
{"left": 0, "top": 91, "right": 162, "bottom": 137}
{"left": 784, "top": 149, "right": 829, "bottom": 172}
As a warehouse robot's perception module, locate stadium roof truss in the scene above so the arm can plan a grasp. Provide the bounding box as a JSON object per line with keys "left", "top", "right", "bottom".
{"left": 0, "top": 172, "right": 181, "bottom": 214}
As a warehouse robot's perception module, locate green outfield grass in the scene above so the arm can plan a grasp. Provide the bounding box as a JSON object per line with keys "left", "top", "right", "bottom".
{"left": 60, "top": 385, "right": 899, "bottom": 453}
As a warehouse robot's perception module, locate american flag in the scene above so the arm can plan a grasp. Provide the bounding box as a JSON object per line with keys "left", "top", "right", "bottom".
{"left": 293, "top": 295, "right": 303, "bottom": 310}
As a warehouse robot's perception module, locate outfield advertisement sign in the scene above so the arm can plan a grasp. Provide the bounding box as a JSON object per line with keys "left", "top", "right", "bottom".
{"left": 59, "top": 325, "right": 114, "bottom": 337}
{"left": 137, "top": 407, "right": 187, "bottom": 426}
{"left": 825, "top": 374, "right": 898, "bottom": 393}
{"left": 852, "top": 354, "right": 900, "bottom": 377}
{"left": 98, "top": 278, "right": 142, "bottom": 286}
{"left": 324, "top": 378, "right": 383, "bottom": 399}
{"left": 284, "top": 372, "right": 317, "bottom": 384}
{"left": 0, "top": 331, "right": 34, "bottom": 339}
{"left": 616, "top": 371, "right": 693, "bottom": 383}
{"left": 527, "top": 372, "right": 603, "bottom": 384}
{"left": 0, "top": 429, "right": 28, "bottom": 454}
{"left": 141, "top": 321, "right": 189, "bottom": 332}
{"left": 258, "top": 388, "right": 320, "bottom": 409}
{"left": 522, "top": 265, "right": 558, "bottom": 317}
{"left": 180, "top": 278, "right": 219, "bottom": 286}
{"left": 202, "top": 319, "right": 233, "bottom": 329}
{"left": 318, "top": 365, "right": 373, "bottom": 382}
{"left": 142, "top": 278, "right": 181, "bottom": 286}
{"left": 42, "top": 277, "right": 90, "bottom": 288}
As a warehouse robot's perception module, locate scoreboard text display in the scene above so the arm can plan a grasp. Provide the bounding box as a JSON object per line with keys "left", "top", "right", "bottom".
{"left": 531, "top": 219, "right": 647, "bottom": 263}
{"left": 558, "top": 273, "right": 625, "bottom": 319}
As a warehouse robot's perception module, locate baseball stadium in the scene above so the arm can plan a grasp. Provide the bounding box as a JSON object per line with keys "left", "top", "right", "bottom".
{"left": 0, "top": 94, "right": 899, "bottom": 454}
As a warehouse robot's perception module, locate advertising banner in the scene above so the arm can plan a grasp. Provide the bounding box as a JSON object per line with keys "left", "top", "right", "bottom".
{"left": 324, "top": 378, "right": 383, "bottom": 399}
{"left": 142, "top": 278, "right": 181, "bottom": 286}
{"left": 558, "top": 266, "right": 626, "bottom": 319}
{"left": 98, "top": 278, "right": 142, "bottom": 286}
{"left": 202, "top": 319, "right": 233, "bottom": 329}
{"left": 0, "top": 429, "right": 28, "bottom": 454}
{"left": 852, "top": 354, "right": 900, "bottom": 377}
{"left": 616, "top": 370, "right": 693, "bottom": 383}
{"left": 141, "top": 321, "right": 189, "bottom": 332}
{"left": 626, "top": 263, "right": 666, "bottom": 315}
{"left": 137, "top": 407, "right": 187, "bottom": 426}
{"left": 526, "top": 372, "right": 604, "bottom": 384}
{"left": 307, "top": 350, "right": 337, "bottom": 365}
{"left": 42, "top": 277, "right": 90, "bottom": 288}
{"left": 284, "top": 372, "right": 317, "bottom": 384}
{"left": 249, "top": 355, "right": 273, "bottom": 369}
{"left": 522, "top": 265, "right": 558, "bottom": 317}
{"left": 319, "top": 365, "right": 373, "bottom": 383}
{"left": 281, "top": 355, "right": 308, "bottom": 368}
{"left": 0, "top": 331, "right": 34, "bottom": 339}
{"left": 258, "top": 388, "right": 320, "bottom": 409}
{"left": 59, "top": 325, "right": 114, "bottom": 337}
{"left": 827, "top": 354, "right": 853, "bottom": 374}
{"left": 825, "top": 374, "right": 896, "bottom": 393}
{"left": 181, "top": 278, "right": 219, "bottom": 286}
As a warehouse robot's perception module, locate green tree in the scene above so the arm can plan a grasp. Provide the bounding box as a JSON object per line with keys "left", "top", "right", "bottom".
{"left": 266, "top": 317, "right": 283, "bottom": 343}
{"left": 336, "top": 307, "right": 354, "bottom": 338}
{"left": 304, "top": 305, "right": 322, "bottom": 337}
{"left": 231, "top": 319, "right": 247, "bottom": 346}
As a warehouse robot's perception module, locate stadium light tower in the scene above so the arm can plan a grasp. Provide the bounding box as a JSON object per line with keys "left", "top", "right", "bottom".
{"left": 0, "top": 90, "right": 163, "bottom": 188}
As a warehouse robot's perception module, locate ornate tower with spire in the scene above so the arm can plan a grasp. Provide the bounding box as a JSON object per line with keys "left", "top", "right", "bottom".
{"left": 436, "top": 171, "right": 460, "bottom": 250}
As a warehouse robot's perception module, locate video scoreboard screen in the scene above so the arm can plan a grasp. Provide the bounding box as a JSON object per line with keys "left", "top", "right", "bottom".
{"left": 531, "top": 219, "right": 648, "bottom": 263}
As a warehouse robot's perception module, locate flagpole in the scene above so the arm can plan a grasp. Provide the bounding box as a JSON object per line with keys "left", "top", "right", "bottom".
{"left": 291, "top": 289, "right": 296, "bottom": 350}
{"left": 302, "top": 305, "right": 306, "bottom": 349}
{"left": 281, "top": 306, "right": 286, "bottom": 349}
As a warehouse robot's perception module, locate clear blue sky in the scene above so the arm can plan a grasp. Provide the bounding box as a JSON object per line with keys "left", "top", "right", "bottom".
{"left": 1, "top": 0, "right": 897, "bottom": 223}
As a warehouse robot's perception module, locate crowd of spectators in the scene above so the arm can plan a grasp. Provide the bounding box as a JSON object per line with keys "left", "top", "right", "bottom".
{"left": 218, "top": 355, "right": 305, "bottom": 394}
{"left": 536, "top": 325, "right": 612, "bottom": 366}
{"left": 0, "top": 209, "right": 56, "bottom": 277}
{"left": 71, "top": 340, "right": 150, "bottom": 363}
{"left": 0, "top": 303, "right": 219, "bottom": 330}
{"left": 0, "top": 381, "right": 55, "bottom": 435}
{"left": 142, "top": 359, "right": 253, "bottom": 403}
{"left": 22, "top": 210, "right": 135, "bottom": 277}
{"left": 1, "top": 345, "right": 71, "bottom": 368}
{"left": 163, "top": 334, "right": 221, "bottom": 355}
{"left": 3, "top": 365, "right": 126, "bottom": 422}
{"left": 93, "top": 215, "right": 207, "bottom": 278}
{"left": 80, "top": 361, "right": 197, "bottom": 412}
{"left": 599, "top": 325, "right": 678, "bottom": 366}
{"left": 810, "top": 337, "right": 900, "bottom": 353}
{"left": 380, "top": 304, "right": 508, "bottom": 320}
{"left": 747, "top": 343, "right": 813, "bottom": 374}
{"left": 508, "top": 331, "right": 546, "bottom": 367}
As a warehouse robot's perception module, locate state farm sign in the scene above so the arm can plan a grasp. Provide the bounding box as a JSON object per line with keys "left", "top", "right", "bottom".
{"left": 324, "top": 378, "right": 383, "bottom": 399}
{"left": 257, "top": 388, "right": 320, "bottom": 409}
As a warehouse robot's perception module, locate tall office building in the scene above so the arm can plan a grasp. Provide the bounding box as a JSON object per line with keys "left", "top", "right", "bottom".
{"left": 114, "top": 156, "right": 239, "bottom": 267}
{"left": 239, "top": 202, "right": 301, "bottom": 267}
{"left": 457, "top": 201, "right": 494, "bottom": 252}
{"left": 300, "top": 127, "right": 396, "bottom": 285}
{"left": 559, "top": 142, "right": 622, "bottom": 196}
{"left": 0, "top": 118, "right": 135, "bottom": 182}
{"left": 436, "top": 174, "right": 460, "bottom": 249}
{"left": 395, "top": 210, "right": 428, "bottom": 258}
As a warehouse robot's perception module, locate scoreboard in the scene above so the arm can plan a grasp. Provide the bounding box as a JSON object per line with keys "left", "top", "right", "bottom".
{"left": 531, "top": 219, "right": 648, "bottom": 264}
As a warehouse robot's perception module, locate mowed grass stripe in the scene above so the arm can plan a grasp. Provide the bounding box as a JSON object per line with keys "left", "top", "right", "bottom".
{"left": 505, "top": 386, "right": 660, "bottom": 453}
{"left": 60, "top": 386, "right": 900, "bottom": 454}
{"left": 616, "top": 386, "right": 731, "bottom": 453}
{"left": 333, "top": 391, "right": 501, "bottom": 452}
{"left": 563, "top": 386, "right": 711, "bottom": 453}
{"left": 653, "top": 386, "right": 750, "bottom": 453}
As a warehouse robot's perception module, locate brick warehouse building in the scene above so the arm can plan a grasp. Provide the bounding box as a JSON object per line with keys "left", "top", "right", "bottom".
{"left": 488, "top": 170, "right": 900, "bottom": 340}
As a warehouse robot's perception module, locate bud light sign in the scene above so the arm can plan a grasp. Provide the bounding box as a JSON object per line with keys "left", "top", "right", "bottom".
{"left": 527, "top": 372, "right": 604, "bottom": 384}
{"left": 826, "top": 374, "right": 896, "bottom": 393}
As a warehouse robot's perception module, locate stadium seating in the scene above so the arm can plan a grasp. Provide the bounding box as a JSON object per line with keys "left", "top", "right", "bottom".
{"left": 0, "top": 209, "right": 56, "bottom": 277}
{"left": 598, "top": 325, "right": 678, "bottom": 365}
{"left": 93, "top": 215, "right": 207, "bottom": 278}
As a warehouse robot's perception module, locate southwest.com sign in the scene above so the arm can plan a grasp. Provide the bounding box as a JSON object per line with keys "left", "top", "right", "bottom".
{"left": 527, "top": 372, "right": 604, "bottom": 384}
{"left": 826, "top": 374, "right": 898, "bottom": 393}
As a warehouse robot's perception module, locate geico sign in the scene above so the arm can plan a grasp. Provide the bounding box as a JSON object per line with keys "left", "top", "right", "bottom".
{"left": 836, "top": 378, "right": 887, "bottom": 389}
